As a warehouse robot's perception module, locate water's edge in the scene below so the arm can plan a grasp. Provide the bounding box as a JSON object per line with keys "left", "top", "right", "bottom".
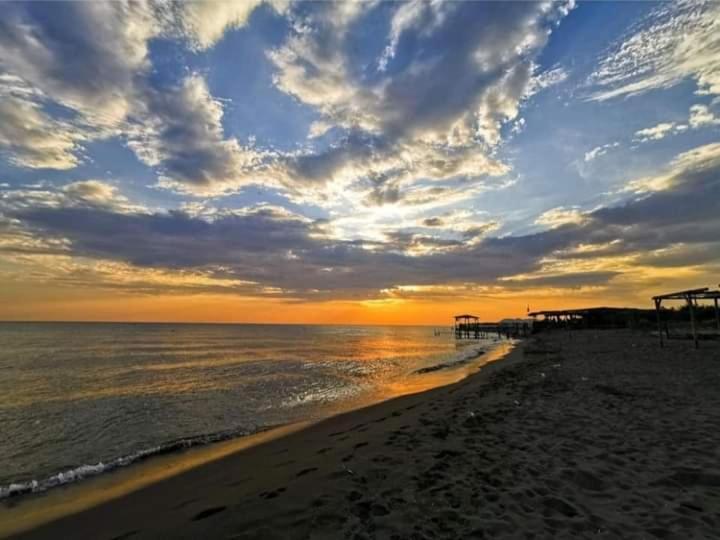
{"left": 0, "top": 341, "right": 519, "bottom": 538}
{"left": 0, "top": 425, "right": 274, "bottom": 500}
{"left": 0, "top": 339, "right": 511, "bottom": 503}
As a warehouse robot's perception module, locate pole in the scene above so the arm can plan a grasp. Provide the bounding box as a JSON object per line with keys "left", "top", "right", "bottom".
{"left": 686, "top": 294, "right": 698, "bottom": 349}
{"left": 715, "top": 297, "right": 719, "bottom": 332}
{"left": 654, "top": 298, "right": 663, "bottom": 348}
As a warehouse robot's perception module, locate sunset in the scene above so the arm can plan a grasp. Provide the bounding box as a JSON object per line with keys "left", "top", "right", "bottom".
{"left": 0, "top": 0, "right": 718, "bottom": 323}
{"left": 1, "top": 1, "right": 720, "bottom": 538}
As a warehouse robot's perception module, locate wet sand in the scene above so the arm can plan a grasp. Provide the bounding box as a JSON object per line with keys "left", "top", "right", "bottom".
{"left": 5, "top": 330, "right": 720, "bottom": 539}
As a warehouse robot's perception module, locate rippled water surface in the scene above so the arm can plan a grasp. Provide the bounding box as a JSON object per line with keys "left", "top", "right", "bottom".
{"left": 0, "top": 322, "right": 499, "bottom": 496}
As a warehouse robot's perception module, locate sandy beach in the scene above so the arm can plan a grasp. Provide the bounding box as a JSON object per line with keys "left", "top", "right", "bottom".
{"left": 5, "top": 329, "right": 720, "bottom": 539}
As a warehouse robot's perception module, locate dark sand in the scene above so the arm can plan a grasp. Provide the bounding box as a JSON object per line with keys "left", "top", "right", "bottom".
{"left": 5, "top": 329, "right": 720, "bottom": 539}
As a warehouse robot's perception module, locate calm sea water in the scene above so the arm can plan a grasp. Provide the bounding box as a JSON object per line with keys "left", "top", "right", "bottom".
{"left": 0, "top": 322, "right": 500, "bottom": 498}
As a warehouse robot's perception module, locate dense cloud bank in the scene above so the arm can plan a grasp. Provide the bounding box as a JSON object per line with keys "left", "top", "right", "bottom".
{"left": 2, "top": 143, "right": 719, "bottom": 299}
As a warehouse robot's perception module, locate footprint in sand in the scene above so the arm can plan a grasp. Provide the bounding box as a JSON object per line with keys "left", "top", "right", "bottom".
{"left": 191, "top": 506, "right": 226, "bottom": 521}
{"left": 296, "top": 467, "right": 318, "bottom": 477}
{"left": 110, "top": 531, "right": 139, "bottom": 540}
{"left": 259, "top": 487, "right": 287, "bottom": 499}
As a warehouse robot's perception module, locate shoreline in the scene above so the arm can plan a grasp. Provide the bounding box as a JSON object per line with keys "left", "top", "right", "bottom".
{"left": 1, "top": 341, "right": 519, "bottom": 538}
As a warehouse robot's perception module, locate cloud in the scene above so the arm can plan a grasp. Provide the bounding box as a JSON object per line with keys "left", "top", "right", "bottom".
{"left": 3, "top": 2, "right": 718, "bottom": 301}
{"left": 535, "top": 207, "right": 588, "bottom": 228}
{"left": 62, "top": 181, "right": 126, "bottom": 207}
{"left": 267, "top": 1, "right": 573, "bottom": 197}
{"left": 0, "top": 0, "right": 573, "bottom": 201}
{"left": 128, "top": 75, "right": 266, "bottom": 191}
{"left": 280, "top": 135, "right": 509, "bottom": 193}
{"left": 4, "top": 142, "right": 718, "bottom": 300}
{"left": 0, "top": 97, "right": 86, "bottom": 169}
{"left": 499, "top": 271, "right": 619, "bottom": 289}
{"left": 1, "top": 180, "right": 139, "bottom": 214}
{"left": 593, "top": 142, "right": 720, "bottom": 226}
{"left": 170, "top": 0, "right": 270, "bottom": 50}
{"left": 377, "top": 0, "right": 449, "bottom": 72}
{"left": 584, "top": 142, "right": 619, "bottom": 162}
{"left": 0, "top": 182, "right": 554, "bottom": 298}
{"left": 307, "top": 120, "right": 333, "bottom": 139}
{"left": 0, "top": 2, "right": 158, "bottom": 126}
{"left": 589, "top": 0, "right": 720, "bottom": 100}
{"left": 633, "top": 243, "right": 720, "bottom": 269}
{"left": 422, "top": 217, "right": 444, "bottom": 227}
{"left": 629, "top": 103, "right": 719, "bottom": 145}
{"left": 689, "top": 104, "right": 720, "bottom": 128}
{"left": 0, "top": 2, "right": 159, "bottom": 169}
{"left": 0, "top": 2, "right": 264, "bottom": 190}
{"left": 527, "top": 66, "right": 569, "bottom": 95}
{"left": 633, "top": 122, "right": 677, "bottom": 142}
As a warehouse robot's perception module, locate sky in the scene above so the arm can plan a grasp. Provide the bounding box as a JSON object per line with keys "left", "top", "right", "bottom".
{"left": 0, "top": 0, "right": 719, "bottom": 324}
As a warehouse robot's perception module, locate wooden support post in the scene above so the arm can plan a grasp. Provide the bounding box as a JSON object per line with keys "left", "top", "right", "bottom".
{"left": 686, "top": 294, "right": 698, "bottom": 349}
{"left": 565, "top": 314, "right": 571, "bottom": 338}
{"left": 714, "top": 297, "right": 720, "bottom": 332}
{"left": 654, "top": 298, "right": 663, "bottom": 348}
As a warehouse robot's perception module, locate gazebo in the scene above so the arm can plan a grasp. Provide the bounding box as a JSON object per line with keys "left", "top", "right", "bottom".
{"left": 454, "top": 314, "right": 479, "bottom": 339}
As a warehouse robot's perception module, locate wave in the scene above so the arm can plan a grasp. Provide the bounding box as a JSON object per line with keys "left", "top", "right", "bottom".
{"left": 413, "top": 340, "right": 496, "bottom": 374}
{"left": 0, "top": 425, "right": 270, "bottom": 500}
{"left": 279, "top": 383, "right": 365, "bottom": 409}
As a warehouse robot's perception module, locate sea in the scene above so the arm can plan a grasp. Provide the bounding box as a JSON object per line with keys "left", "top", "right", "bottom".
{"left": 0, "top": 322, "right": 505, "bottom": 499}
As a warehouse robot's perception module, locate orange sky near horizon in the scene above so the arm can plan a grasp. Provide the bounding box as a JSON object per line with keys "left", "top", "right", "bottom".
{"left": 1, "top": 255, "right": 712, "bottom": 325}
{"left": 1, "top": 260, "right": 707, "bottom": 324}
{"left": 0, "top": 286, "right": 655, "bottom": 325}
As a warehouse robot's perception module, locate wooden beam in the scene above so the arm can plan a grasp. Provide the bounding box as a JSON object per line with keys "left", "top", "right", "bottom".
{"left": 653, "top": 287, "right": 709, "bottom": 301}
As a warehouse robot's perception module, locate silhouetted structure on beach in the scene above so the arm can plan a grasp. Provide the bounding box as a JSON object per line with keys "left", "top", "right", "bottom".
{"left": 454, "top": 314, "right": 532, "bottom": 339}
{"left": 528, "top": 307, "right": 656, "bottom": 332}
{"left": 528, "top": 286, "right": 720, "bottom": 348}
{"left": 652, "top": 287, "right": 720, "bottom": 348}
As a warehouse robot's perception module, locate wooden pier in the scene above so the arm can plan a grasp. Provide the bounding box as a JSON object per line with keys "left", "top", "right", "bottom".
{"left": 454, "top": 314, "right": 532, "bottom": 340}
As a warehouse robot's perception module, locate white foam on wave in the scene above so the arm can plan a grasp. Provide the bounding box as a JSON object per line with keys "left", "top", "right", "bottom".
{"left": 280, "top": 383, "right": 365, "bottom": 409}
{"left": 0, "top": 463, "right": 111, "bottom": 499}
{"left": 0, "top": 426, "right": 262, "bottom": 500}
